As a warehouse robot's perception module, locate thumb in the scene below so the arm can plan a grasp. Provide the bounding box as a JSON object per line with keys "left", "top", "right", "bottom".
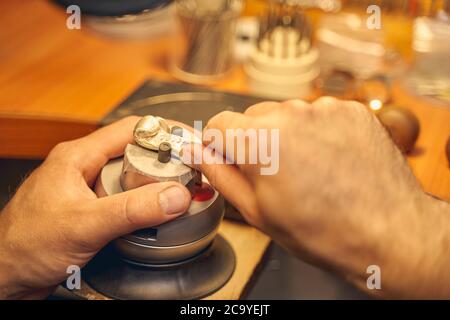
{"left": 81, "top": 182, "right": 191, "bottom": 248}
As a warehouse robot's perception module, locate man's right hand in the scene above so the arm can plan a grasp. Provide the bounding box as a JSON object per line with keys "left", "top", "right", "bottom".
{"left": 201, "top": 97, "right": 450, "bottom": 299}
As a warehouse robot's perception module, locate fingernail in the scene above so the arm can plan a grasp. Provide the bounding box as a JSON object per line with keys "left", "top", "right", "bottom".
{"left": 159, "top": 186, "right": 189, "bottom": 215}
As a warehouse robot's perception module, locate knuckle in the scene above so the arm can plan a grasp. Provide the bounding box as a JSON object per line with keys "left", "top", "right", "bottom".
{"left": 347, "top": 100, "right": 369, "bottom": 113}
{"left": 241, "top": 204, "right": 263, "bottom": 228}
{"left": 281, "top": 100, "right": 311, "bottom": 116}
{"left": 314, "top": 96, "right": 341, "bottom": 108}
{"left": 50, "top": 141, "right": 72, "bottom": 154}
{"left": 282, "top": 99, "right": 309, "bottom": 109}
{"left": 121, "top": 188, "right": 163, "bottom": 227}
{"left": 47, "top": 140, "right": 86, "bottom": 169}
{"left": 281, "top": 101, "right": 313, "bottom": 121}
{"left": 344, "top": 100, "right": 373, "bottom": 119}
{"left": 207, "top": 111, "right": 235, "bottom": 128}
{"left": 206, "top": 111, "right": 224, "bottom": 126}
{"left": 48, "top": 141, "right": 76, "bottom": 161}
{"left": 244, "top": 101, "right": 280, "bottom": 114}
{"left": 120, "top": 115, "right": 141, "bottom": 125}
{"left": 216, "top": 110, "right": 235, "bottom": 119}
{"left": 121, "top": 193, "right": 142, "bottom": 226}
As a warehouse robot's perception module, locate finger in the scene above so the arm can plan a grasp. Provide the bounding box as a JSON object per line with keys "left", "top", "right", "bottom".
{"left": 78, "top": 116, "right": 140, "bottom": 176}
{"left": 167, "top": 119, "right": 203, "bottom": 142}
{"left": 244, "top": 101, "right": 281, "bottom": 116}
{"left": 312, "top": 96, "right": 342, "bottom": 108}
{"left": 192, "top": 146, "right": 261, "bottom": 225}
{"left": 281, "top": 99, "right": 311, "bottom": 109}
{"left": 50, "top": 116, "right": 140, "bottom": 185}
{"left": 174, "top": 124, "right": 260, "bottom": 225}
{"left": 203, "top": 111, "right": 256, "bottom": 167}
{"left": 79, "top": 181, "right": 191, "bottom": 248}
{"left": 205, "top": 111, "right": 252, "bottom": 132}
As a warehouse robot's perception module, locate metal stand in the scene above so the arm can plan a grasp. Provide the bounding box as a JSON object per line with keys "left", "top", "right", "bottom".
{"left": 83, "top": 235, "right": 235, "bottom": 300}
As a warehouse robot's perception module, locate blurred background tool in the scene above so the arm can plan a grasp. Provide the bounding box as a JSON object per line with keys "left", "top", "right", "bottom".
{"left": 403, "top": 13, "right": 450, "bottom": 104}
{"left": 376, "top": 105, "right": 420, "bottom": 154}
{"left": 316, "top": 69, "right": 356, "bottom": 99}
{"left": 316, "top": 12, "right": 388, "bottom": 79}
{"left": 323, "top": 0, "right": 450, "bottom": 106}
{"left": 357, "top": 75, "right": 392, "bottom": 107}
{"left": 53, "top": 0, "right": 175, "bottom": 39}
{"left": 170, "top": 0, "right": 243, "bottom": 84}
{"left": 245, "top": 0, "right": 320, "bottom": 99}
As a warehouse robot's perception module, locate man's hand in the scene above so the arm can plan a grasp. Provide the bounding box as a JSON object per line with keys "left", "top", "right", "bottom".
{"left": 0, "top": 116, "right": 191, "bottom": 299}
{"left": 202, "top": 97, "right": 450, "bottom": 299}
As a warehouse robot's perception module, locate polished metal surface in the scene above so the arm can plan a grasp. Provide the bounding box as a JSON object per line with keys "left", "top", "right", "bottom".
{"left": 84, "top": 235, "right": 236, "bottom": 300}
{"left": 121, "top": 143, "right": 195, "bottom": 189}
{"left": 115, "top": 226, "right": 219, "bottom": 265}
{"left": 101, "top": 80, "right": 268, "bottom": 223}
{"left": 170, "top": 0, "right": 242, "bottom": 83}
{"left": 88, "top": 120, "right": 235, "bottom": 298}
{"left": 101, "top": 81, "right": 265, "bottom": 125}
{"left": 95, "top": 152, "right": 224, "bottom": 263}
{"left": 133, "top": 115, "right": 201, "bottom": 165}
{"left": 134, "top": 115, "right": 166, "bottom": 138}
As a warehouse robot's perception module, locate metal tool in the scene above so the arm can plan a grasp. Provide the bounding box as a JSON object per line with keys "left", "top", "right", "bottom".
{"left": 83, "top": 115, "right": 235, "bottom": 300}
{"left": 245, "top": 0, "right": 319, "bottom": 99}
{"left": 133, "top": 115, "right": 201, "bottom": 164}
{"left": 258, "top": 0, "right": 314, "bottom": 59}
{"left": 52, "top": 0, "right": 175, "bottom": 39}
{"left": 170, "top": 0, "right": 243, "bottom": 84}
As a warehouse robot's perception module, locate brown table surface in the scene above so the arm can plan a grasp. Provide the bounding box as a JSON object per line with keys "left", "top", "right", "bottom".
{"left": 0, "top": 0, "right": 449, "bottom": 299}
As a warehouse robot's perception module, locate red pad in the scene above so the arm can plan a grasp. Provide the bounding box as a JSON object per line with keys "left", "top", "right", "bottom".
{"left": 192, "top": 182, "right": 215, "bottom": 202}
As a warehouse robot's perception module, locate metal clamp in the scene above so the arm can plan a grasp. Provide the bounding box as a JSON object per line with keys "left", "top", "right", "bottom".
{"left": 133, "top": 115, "right": 201, "bottom": 163}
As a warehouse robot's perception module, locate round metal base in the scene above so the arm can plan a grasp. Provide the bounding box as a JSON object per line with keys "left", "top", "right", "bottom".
{"left": 83, "top": 235, "right": 235, "bottom": 300}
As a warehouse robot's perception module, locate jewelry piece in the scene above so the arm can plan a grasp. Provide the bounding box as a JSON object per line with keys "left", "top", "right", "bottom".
{"left": 133, "top": 115, "right": 201, "bottom": 162}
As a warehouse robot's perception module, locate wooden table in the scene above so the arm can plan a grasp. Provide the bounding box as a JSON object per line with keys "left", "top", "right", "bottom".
{"left": 0, "top": 0, "right": 449, "bottom": 299}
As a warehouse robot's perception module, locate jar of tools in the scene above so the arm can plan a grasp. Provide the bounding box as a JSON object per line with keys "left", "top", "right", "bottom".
{"left": 170, "top": 0, "right": 243, "bottom": 84}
